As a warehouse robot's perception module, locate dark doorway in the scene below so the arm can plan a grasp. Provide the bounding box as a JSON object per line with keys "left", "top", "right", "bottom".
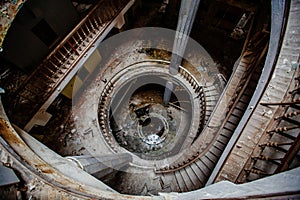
{"left": 31, "top": 19, "right": 58, "bottom": 47}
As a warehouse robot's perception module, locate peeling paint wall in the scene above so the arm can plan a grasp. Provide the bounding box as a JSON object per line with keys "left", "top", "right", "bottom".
{"left": 0, "top": 0, "right": 26, "bottom": 51}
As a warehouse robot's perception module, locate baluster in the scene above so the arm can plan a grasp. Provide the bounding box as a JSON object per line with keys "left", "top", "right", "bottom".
{"left": 71, "top": 35, "right": 80, "bottom": 48}
{"left": 67, "top": 40, "right": 79, "bottom": 55}
{"left": 102, "top": 9, "right": 109, "bottom": 21}
{"left": 84, "top": 23, "right": 91, "bottom": 40}
{"left": 108, "top": 1, "right": 116, "bottom": 15}
{"left": 88, "top": 18, "right": 96, "bottom": 33}
{"left": 252, "top": 155, "right": 281, "bottom": 161}
{"left": 62, "top": 45, "right": 71, "bottom": 56}
{"left": 80, "top": 27, "right": 88, "bottom": 39}
{"left": 33, "top": 73, "right": 54, "bottom": 85}
{"left": 44, "top": 65, "right": 56, "bottom": 75}
{"left": 49, "top": 59, "right": 61, "bottom": 71}
{"left": 62, "top": 45, "right": 75, "bottom": 61}
{"left": 259, "top": 142, "right": 293, "bottom": 148}
{"left": 97, "top": 14, "right": 104, "bottom": 25}
{"left": 39, "top": 70, "right": 54, "bottom": 81}
{"left": 44, "top": 65, "right": 59, "bottom": 79}
{"left": 261, "top": 98, "right": 300, "bottom": 106}
{"left": 85, "top": 22, "right": 91, "bottom": 32}
{"left": 108, "top": 7, "right": 114, "bottom": 19}
{"left": 267, "top": 126, "right": 300, "bottom": 133}
{"left": 57, "top": 50, "right": 68, "bottom": 62}
{"left": 76, "top": 32, "right": 85, "bottom": 49}
{"left": 195, "top": 86, "right": 201, "bottom": 93}
{"left": 275, "top": 111, "right": 300, "bottom": 120}
{"left": 76, "top": 31, "right": 84, "bottom": 43}
{"left": 51, "top": 59, "right": 64, "bottom": 74}
{"left": 93, "top": 16, "right": 100, "bottom": 28}
{"left": 245, "top": 168, "right": 268, "bottom": 175}
{"left": 53, "top": 54, "right": 65, "bottom": 67}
